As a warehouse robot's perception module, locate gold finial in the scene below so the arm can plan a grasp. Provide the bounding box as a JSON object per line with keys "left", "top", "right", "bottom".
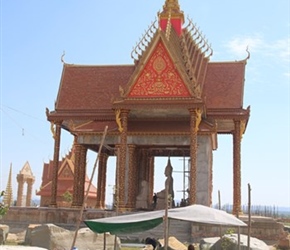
{"left": 163, "top": 0, "right": 180, "bottom": 12}
{"left": 195, "top": 108, "right": 202, "bottom": 132}
{"left": 115, "top": 109, "right": 123, "bottom": 133}
{"left": 240, "top": 120, "right": 246, "bottom": 139}
{"left": 50, "top": 122, "right": 56, "bottom": 139}
{"left": 165, "top": 9, "right": 172, "bottom": 40}
{"left": 161, "top": 0, "right": 184, "bottom": 21}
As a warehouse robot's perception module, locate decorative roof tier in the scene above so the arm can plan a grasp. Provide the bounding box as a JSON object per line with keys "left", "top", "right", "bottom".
{"left": 47, "top": 0, "right": 250, "bottom": 136}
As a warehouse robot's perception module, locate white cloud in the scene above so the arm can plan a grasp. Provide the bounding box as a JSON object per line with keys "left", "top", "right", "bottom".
{"left": 224, "top": 35, "right": 290, "bottom": 79}
{"left": 225, "top": 35, "right": 264, "bottom": 58}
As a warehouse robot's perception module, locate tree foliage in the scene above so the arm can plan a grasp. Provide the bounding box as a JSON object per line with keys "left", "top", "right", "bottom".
{"left": 62, "top": 190, "right": 72, "bottom": 203}
{"left": 0, "top": 191, "right": 9, "bottom": 218}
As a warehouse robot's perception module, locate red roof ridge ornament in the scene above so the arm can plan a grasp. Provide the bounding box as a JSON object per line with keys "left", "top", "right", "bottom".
{"left": 131, "top": 19, "right": 158, "bottom": 64}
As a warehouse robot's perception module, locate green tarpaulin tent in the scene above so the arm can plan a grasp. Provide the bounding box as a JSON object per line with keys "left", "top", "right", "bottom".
{"left": 84, "top": 204, "right": 247, "bottom": 234}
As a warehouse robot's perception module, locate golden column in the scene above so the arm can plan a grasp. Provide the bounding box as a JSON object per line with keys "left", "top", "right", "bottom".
{"left": 188, "top": 108, "right": 202, "bottom": 204}
{"left": 96, "top": 152, "right": 108, "bottom": 209}
{"left": 117, "top": 109, "right": 129, "bottom": 211}
{"left": 78, "top": 145, "right": 87, "bottom": 207}
{"left": 72, "top": 141, "right": 82, "bottom": 207}
{"left": 233, "top": 120, "right": 242, "bottom": 216}
{"left": 50, "top": 121, "right": 62, "bottom": 207}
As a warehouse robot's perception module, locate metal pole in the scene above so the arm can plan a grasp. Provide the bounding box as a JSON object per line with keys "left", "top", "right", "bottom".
{"left": 103, "top": 233, "right": 106, "bottom": 250}
{"left": 183, "top": 156, "right": 185, "bottom": 201}
{"left": 218, "top": 190, "right": 222, "bottom": 238}
{"left": 70, "top": 126, "right": 108, "bottom": 250}
{"left": 247, "top": 183, "right": 252, "bottom": 250}
{"left": 114, "top": 147, "right": 120, "bottom": 250}
{"left": 238, "top": 226, "right": 241, "bottom": 250}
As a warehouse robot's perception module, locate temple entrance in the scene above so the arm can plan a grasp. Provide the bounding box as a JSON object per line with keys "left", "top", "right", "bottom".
{"left": 85, "top": 153, "right": 198, "bottom": 211}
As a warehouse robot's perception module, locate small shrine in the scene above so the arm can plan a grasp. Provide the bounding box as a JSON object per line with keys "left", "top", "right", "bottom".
{"left": 16, "top": 161, "right": 35, "bottom": 207}
{"left": 46, "top": 0, "right": 250, "bottom": 215}
{"left": 36, "top": 146, "right": 97, "bottom": 208}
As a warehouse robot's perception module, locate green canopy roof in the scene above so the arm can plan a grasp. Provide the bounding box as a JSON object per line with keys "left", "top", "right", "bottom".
{"left": 85, "top": 217, "right": 163, "bottom": 234}
{"left": 85, "top": 204, "right": 247, "bottom": 235}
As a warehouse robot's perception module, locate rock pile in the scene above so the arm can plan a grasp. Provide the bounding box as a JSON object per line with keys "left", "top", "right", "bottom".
{"left": 277, "top": 230, "right": 290, "bottom": 249}
{"left": 25, "top": 224, "right": 120, "bottom": 249}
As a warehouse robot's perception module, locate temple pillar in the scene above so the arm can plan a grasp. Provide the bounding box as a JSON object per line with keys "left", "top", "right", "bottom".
{"left": 138, "top": 149, "right": 150, "bottom": 183}
{"left": 127, "top": 144, "right": 137, "bottom": 210}
{"left": 148, "top": 156, "right": 155, "bottom": 206}
{"left": 71, "top": 140, "right": 87, "bottom": 207}
{"left": 116, "top": 109, "right": 129, "bottom": 211}
{"left": 233, "top": 120, "right": 242, "bottom": 216}
{"left": 95, "top": 152, "right": 108, "bottom": 209}
{"left": 50, "top": 122, "right": 61, "bottom": 207}
{"left": 72, "top": 139, "right": 81, "bottom": 207}
{"left": 26, "top": 178, "right": 35, "bottom": 207}
{"left": 16, "top": 175, "right": 24, "bottom": 206}
{"left": 78, "top": 145, "right": 87, "bottom": 207}
{"left": 188, "top": 108, "right": 201, "bottom": 204}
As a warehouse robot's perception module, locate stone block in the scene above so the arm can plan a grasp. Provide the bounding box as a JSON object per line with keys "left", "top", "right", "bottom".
{"left": 24, "top": 224, "right": 41, "bottom": 245}
{"left": 202, "top": 234, "right": 269, "bottom": 250}
{"left": 0, "top": 224, "right": 9, "bottom": 244}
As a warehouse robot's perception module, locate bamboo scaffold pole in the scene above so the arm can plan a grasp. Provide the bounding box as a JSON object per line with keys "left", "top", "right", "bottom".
{"left": 70, "top": 126, "right": 108, "bottom": 250}
{"left": 247, "top": 183, "right": 252, "bottom": 250}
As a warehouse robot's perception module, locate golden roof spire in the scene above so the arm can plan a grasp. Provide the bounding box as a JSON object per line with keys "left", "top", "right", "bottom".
{"left": 159, "top": 0, "right": 184, "bottom": 36}
{"left": 163, "top": 0, "right": 181, "bottom": 11}
{"left": 4, "top": 163, "right": 13, "bottom": 206}
{"left": 160, "top": 0, "right": 184, "bottom": 21}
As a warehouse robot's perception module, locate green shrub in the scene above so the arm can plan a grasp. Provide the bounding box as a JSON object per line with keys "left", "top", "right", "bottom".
{"left": 0, "top": 191, "right": 9, "bottom": 218}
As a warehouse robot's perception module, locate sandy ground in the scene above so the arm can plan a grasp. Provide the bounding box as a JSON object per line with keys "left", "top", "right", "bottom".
{"left": 0, "top": 247, "right": 46, "bottom": 250}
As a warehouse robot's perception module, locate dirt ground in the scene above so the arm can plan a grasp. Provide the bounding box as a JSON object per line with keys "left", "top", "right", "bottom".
{"left": 5, "top": 230, "right": 278, "bottom": 250}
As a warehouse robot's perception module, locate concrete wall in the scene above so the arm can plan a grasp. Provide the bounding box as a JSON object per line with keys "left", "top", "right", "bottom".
{"left": 196, "top": 136, "right": 213, "bottom": 206}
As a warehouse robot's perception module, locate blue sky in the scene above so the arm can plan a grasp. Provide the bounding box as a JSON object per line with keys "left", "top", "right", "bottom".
{"left": 1, "top": 1, "right": 289, "bottom": 208}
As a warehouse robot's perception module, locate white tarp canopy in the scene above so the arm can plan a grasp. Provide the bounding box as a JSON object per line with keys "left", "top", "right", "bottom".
{"left": 168, "top": 204, "right": 246, "bottom": 226}
{"left": 85, "top": 204, "right": 247, "bottom": 234}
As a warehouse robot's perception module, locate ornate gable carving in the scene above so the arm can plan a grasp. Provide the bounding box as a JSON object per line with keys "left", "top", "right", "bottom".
{"left": 19, "top": 161, "right": 34, "bottom": 177}
{"left": 128, "top": 41, "right": 191, "bottom": 98}
{"left": 58, "top": 160, "right": 74, "bottom": 180}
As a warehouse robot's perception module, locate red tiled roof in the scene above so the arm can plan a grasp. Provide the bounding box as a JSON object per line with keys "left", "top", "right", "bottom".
{"left": 56, "top": 64, "right": 135, "bottom": 111}
{"left": 54, "top": 61, "right": 245, "bottom": 113}
{"left": 204, "top": 61, "right": 246, "bottom": 109}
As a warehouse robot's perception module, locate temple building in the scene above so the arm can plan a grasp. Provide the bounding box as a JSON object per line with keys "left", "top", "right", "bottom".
{"left": 46, "top": 0, "right": 250, "bottom": 215}
{"left": 36, "top": 149, "right": 97, "bottom": 208}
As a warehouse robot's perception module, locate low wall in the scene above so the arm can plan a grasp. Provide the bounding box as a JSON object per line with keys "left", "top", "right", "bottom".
{"left": 1, "top": 207, "right": 115, "bottom": 232}
{"left": 191, "top": 215, "right": 284, "bottom": 245}
{"left": 1, "top": 207, "right": 284, "bottom": 245}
